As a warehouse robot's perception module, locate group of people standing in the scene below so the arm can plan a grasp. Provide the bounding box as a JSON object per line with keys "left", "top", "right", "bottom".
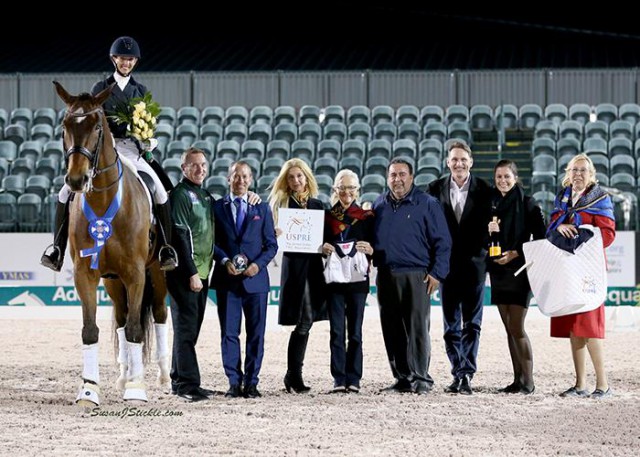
{"left": 41, "top": 36, "right": 617, "bottom": 402}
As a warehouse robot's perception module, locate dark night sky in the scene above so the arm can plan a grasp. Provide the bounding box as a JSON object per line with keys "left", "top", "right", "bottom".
{"left": 3, "top": 5, "right": 640, "bottom": 73}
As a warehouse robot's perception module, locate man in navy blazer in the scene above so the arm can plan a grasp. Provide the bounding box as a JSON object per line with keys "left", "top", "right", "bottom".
{"left": 427, "top": 140, "right": 492, "bottom": 395}
{"left": 211, "top": 160, "right": 278, "bottom": 399}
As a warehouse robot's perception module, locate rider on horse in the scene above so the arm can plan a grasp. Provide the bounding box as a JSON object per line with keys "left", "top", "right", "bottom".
{"left": 41, "top": 36, "right": 178, "bottom": 272}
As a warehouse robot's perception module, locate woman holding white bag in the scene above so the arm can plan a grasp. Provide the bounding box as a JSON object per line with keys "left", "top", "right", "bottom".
{"left": 548, "top": 153, "right": 616, "bottom": 399}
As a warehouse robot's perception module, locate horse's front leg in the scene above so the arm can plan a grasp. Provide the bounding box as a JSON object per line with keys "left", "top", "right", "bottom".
{"left": 123, "top": 274, "right": 148, "bottom": 402}
{"left": 75, "top": 269, "right": 102, "bottom": 408}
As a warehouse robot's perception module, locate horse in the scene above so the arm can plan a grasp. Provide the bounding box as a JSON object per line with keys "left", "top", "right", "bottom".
{"left": 54, "top": 81, "right": 170, "bottom": 406}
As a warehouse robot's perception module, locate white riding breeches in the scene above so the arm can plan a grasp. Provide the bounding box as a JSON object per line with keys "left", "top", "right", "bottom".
{"left": 57, "top": 137, "right": 168, "bottom": 205}
{"left": 115, "top": 138, "right": 168, "bottom": 205}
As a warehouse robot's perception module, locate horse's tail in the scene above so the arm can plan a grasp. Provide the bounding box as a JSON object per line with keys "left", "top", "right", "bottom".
{"left": 140, "top": 271, "right": 155, "bottom": 363}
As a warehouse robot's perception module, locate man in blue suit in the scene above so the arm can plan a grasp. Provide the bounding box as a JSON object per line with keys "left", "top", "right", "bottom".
{"left": 427, "top": 140, "right": 492, "bottom": 395}
{"left": 211, "top": 160, "right": 278, "bottom": 399}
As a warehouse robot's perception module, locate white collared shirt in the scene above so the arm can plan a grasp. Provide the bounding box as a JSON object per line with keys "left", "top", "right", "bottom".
{"left": 450, "top": 174, "right": 471, "bottom": 212}
{"left": 113, "top": 72, "right": 131, "bottom": 91}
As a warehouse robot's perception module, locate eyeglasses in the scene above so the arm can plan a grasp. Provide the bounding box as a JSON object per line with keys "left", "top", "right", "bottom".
{"left": 336, "top": 185, "right": 358, "bottom": 192}
{"left": 569, "top": 167, "right": 589, "bottom": 175}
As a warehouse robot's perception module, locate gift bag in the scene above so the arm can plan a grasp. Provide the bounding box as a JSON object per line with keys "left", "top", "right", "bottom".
{"left": 521, "top": 225, "right": 607, "bottom": 317}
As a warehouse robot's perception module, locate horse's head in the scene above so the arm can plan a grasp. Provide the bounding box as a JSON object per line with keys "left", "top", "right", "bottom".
{"left": 54, "top": 81, "right": 115, "bottom": 193}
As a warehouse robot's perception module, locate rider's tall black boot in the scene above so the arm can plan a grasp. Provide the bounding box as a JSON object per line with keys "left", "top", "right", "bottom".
{"left": 155, "top": 201, "right": 178, "bottom": 271}
{"left": 41, "top": 200, "right": 69, "bottom": 272}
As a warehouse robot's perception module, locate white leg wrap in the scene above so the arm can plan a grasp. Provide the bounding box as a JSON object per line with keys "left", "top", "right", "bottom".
{"left": 76, "top": 382, "right": 101, "bottom": 406}
{"left": 124, "top": 341, "right": 147, "bottom": 402}
{"left": 117, "top": 327, "right": 128, "bottom": 364}
{"left": 126, "top": 341, "right": 144, "bottom": 383}
{"left": 115, "top": 328, "right": 128, "bottom": 390}
{"left": 154, "top": 323, "right": 171, "bottom": 388}
{"left": 154, "top": 323, "right": 169, "bottom": 360}
{"left": 81, "top": 343, "right": 100, "bottom": 384}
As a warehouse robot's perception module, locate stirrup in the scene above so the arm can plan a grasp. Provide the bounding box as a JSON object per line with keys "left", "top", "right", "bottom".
{"left": 159, "top": 245, "right": 178, "bottom": 271}
{"left": 41, "top": 245, "right": 63, "bottom": 272}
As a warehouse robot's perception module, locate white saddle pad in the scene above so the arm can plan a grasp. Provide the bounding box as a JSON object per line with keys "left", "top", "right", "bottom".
{"left": 522, "top": 225, "right": 606, "bottom": 317}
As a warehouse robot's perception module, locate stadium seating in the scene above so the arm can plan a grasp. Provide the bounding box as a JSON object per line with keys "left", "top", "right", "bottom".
{"left": 341, "top": 139, "right": 366, "bottom": 161}
{"left": 423, "top": 122, "right": 446, "bottom": 142}
{"left": 618, "top": 103, "right": 640, "bottom": 125}
{"left": 274, "top": 123, "right": 297, "bottom": 143}
{"left": 568, "top": 103, "right": 591, "bottom": 125}
{"left": 470, "top": 105, "right": 493, "bottom": 131}
{"left": 396, "top": 105, "right": 420, "bottom": 125}
{"left": 347, "top": 105, "right": 371, "bottom": 125}
{"left": 24, "top": 175, "right": 50, "bottom": 200}
{"left": 249, "top": 106, "right": 273, "bottom": 125}
{"left": 595, "top": 103, "right": 617, "bottom": 125}
{"left": 519, "top": 104, "right": 543, "bottom": 130}
{"left": 274, "top": 106, "right": 297, "bottom": 125}
{"left": 367, "top": 139, "right": 392, "bottom": 161}
{"left": 266, "top": 140, "right": 290, "bottom": 161}
{"left": 323, "top": 106, "right": 345, "bottom": 125}
{"left": 291, "top": 140, "right": 315, "bottom": 164}
{"left": 420, "top": 105, "right": 444, "bottom": 126}
{"left": 339, "top": 156, "right": 363, "bottom": 175}
{"left": 544, "top": 103, "right": 568, "bottom": 125}
{"left": 371, "top": 106, "right": 394, "bottom": 126}
{"left": 494, "top": 104, "right": 518, "bottom": 130}
{"left": 0, "top": 193, "right": 17, "bottom": 231}
{"left": 16, "top": 193, "right": 42, "bottom": 231}
{"left": 201, "top": 106, "right": 224, "bottom": 126}
{"left": 177, "top": 106, "right": 200, "bottom": 126}
{"left": 10, "top": 108, "right": 32, "bottom": 130}
{"left": 373, "top": 122, "right": 396, "bottom": 143}
{"left": 299, "top": 105, "right": 321, "bottom": 124}
{"left": 248, "top": 124, "right": 272, "bottom": 145}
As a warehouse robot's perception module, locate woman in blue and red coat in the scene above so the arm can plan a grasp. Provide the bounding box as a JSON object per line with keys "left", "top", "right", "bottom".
{"left": 548, "top": 153, "right": 615, "bottom": 399}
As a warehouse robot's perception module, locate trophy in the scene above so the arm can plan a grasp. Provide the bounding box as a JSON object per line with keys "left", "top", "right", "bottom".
{"left": 232, "top": 253, "right": 249, "bottom": 272}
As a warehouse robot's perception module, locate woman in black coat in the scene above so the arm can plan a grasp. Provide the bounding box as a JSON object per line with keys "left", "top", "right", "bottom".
{"left": 269, "top": 158, "right": 327, "bottom": 393}
{"left": 321, "top": 169, "right": 374, "bottom": 393}
{"left": 487, "top": 159, "right": 546, "bottom": 394}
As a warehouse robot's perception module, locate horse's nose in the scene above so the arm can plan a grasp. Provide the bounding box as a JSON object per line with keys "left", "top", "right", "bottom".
{"left": 65, "top": 173, "right": 89, "bottom": 191}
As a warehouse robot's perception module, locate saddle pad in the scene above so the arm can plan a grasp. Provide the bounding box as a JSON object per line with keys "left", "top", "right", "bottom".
{"left": 522, "top": 225, "right": 606, "bottom": 317}
{"left": 323, "top": 241, "right": 369, "bottom": 284}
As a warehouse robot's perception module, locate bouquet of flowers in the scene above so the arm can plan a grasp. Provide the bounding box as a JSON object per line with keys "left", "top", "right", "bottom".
{"left": 111, "top": 92, "right": 161, "bottom": 151}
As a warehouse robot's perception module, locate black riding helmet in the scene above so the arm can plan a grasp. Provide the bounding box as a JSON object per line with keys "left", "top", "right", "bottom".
{"left": 109, "top": 36, "right": 140, "bottom": 76}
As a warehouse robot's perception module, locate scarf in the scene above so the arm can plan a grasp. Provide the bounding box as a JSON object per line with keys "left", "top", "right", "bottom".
{"left": 492, "top": 185, "right": 526, "bottom": 251}
{"left": 547, "top": 184, "right": 615, "bottom": 234}
{"left": 326, "top": 201, "right": 374, "bottom": 238}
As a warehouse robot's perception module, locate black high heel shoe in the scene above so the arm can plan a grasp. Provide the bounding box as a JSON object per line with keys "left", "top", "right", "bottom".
{"left": 284, "top": 372, "right": 310, "bottom": 393}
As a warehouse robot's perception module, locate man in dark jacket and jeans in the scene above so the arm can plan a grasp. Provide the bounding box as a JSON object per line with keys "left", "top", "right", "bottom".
{"left": 373, "top": 157, "right": 451, "bottom": 395}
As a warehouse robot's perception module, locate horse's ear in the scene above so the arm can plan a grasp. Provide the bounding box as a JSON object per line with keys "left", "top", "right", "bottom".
{"left": 94, "top": 83, "right": 116, "bottom": 106}
{"left": 53, "top": 80, "right": 74, "bottom": 105}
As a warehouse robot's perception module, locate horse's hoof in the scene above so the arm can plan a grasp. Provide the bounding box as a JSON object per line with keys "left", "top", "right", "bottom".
{"left": 76, "top": 383, "right": 100, "bottom": 407}
{"left": 157, "top": 377, "right": 171, "bottom": 390}
{"left": 124, "top": 382, "right": 148, "bottom": 402}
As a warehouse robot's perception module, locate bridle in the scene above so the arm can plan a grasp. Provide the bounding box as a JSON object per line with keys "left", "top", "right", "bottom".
{"left": 64, "top": 107, "right": 122, "bottom": 192}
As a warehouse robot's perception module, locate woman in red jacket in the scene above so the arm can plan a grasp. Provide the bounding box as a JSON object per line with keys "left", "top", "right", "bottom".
{"left": 548, "top": 153, "right": 615, "bottom": 399}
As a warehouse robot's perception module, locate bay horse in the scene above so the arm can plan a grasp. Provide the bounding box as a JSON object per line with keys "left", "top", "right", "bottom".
{"left": 54, "top": 81, "right": 170, "bottom": 406}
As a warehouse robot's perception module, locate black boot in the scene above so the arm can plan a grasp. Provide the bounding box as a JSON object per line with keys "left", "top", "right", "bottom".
{"left": 284, "top": 332, "right": 311, "bottom": 393}
{"left": 155, "top": 202, "right": 178, "bottom": 271}
{"left": 41, "top": 200, "right": 69, "bottom": 272}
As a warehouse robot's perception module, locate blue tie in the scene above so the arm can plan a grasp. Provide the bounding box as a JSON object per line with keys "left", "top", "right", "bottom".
{"left": 234, "top": 197, "right": 245, "bottom": 232}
